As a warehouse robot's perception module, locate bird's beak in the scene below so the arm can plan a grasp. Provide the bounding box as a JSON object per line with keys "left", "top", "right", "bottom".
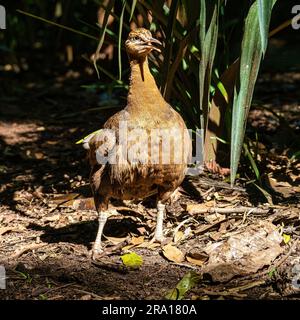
{"left": 146, "top": 37, "right": 162, "bottom": 52}
{"left": 149, "top": 37, "right": 162, "bottom": 46}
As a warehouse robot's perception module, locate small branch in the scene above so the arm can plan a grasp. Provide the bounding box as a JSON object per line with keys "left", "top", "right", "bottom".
{"left": 170, "top": 262, "right": 198, "bottom": 270}
{"left": 44, "top": 283, "right": 77, "bottom": 295}
{"left": 95, "top": 236, "right": 130, "bottom": 258}
{"left": 10, "top": 243, "right": 47, "bottom": 259}
{"left": 186, "top": 205, "right": 270, "bottom": 215}
{"left": 199, "top": 289, "right": 247, "bottom": 298}
{"left": 73, "top": 288, "right": 122, "bottom": 300}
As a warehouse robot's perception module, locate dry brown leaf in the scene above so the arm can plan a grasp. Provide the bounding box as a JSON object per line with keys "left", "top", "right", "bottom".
{"left": 137, "top": 241, "right": 160, "bottom": 249}
{"left": 218, "top": 194, "right": 240, "bottom": 203}
{"left": 186, "top": 251, "right": 209, "bottom": 266}
{"left": 122, "top": 236, "right": 145, "bottom": 250}
{"left": 205, "top": 213, "right": 226, "bottom": 224}
{"left": 202, "top": 221, "right": 284, "bottom": 282}
{"left": 34, "top": 152, "right": 45, "bottom": 159}
{"left": 122, "top": 244, "right": 135, "bottom": 251}
{"left": 265, "top": 175, "right": 295, "bottom": 198}
{"left": 174, "top": 230, "right": 184, "bottom": 243}
{"left": 186, "top": 256, "right": 205, "bottom": 266}
{"left": 43, "top": 214, "right": 60, "bottom": 222}
{"left": 137, "top": 227, "right": 146, "bottom": 235}
{"left": 105, "top": 236, "right": 128, "bottom": 245}
{"left": 131, "top": 236, "right": 144, "bottom": 245}
{"left": 0, "top": 227, "right": 14, "bottom": 236}
{"left": 186, "top": 201, "right": 214, "bottom": 214}
{"left": 147, "top": 243, "right": 161, "bottom": 250}
{"left": 162, "top": 243, "right": 185, "bottom": 263}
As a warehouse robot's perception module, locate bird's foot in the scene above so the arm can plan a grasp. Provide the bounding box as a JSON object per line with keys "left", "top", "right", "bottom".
{"left": 149, "top": 232, "right": 165, "bottom": 244}
{"left": 89, "top": 244, "right": 104, "bottom": 260}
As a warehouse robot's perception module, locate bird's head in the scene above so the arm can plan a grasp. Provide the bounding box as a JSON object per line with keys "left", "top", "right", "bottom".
{"left": 125, "top": 28, "right": 162, "bottom": 61}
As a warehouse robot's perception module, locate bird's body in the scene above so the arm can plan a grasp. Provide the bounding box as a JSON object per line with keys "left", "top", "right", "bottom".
{"left": 85, "top": 28, "right": 192, "bottom": 257}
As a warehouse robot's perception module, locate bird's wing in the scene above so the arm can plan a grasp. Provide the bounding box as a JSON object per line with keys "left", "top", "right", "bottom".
{"left": 84, "top": 110, "right": 129, "bottom": 167}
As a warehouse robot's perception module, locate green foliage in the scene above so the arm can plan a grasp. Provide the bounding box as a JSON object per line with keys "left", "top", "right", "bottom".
{"left": 121, "top": 252, "right": 143, "bottom": 269}
{"left": 257, "top": 0, "right": 274, "bottom": 55}
{"left": 199, "top": 0, "right": 220, "bottom": 130}
{"left": 165, "top": 271, "right": 201, "bottom": 300}
{"left": 93, "top": 0, "right": 115, "bottom": 78}
{"left": 230, "top": 0, "right": 276, "bottom": 185}
{"left": 75, "top": 129, "right": 102, "bottom": 144}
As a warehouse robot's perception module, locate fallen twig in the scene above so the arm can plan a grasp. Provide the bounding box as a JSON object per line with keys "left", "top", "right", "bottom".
{"left": 227, "top": 279, "right": 266, "bottom": 292}
{"left": 199, "top": 289, "right": 247, "bottom": 298}
{"left": 74, "top": 288, "right": 122, "bottom": 300}
{"left": 10, "top": 243, "right": 47, "bottom": 259}
{"left": 186, "top": 205, "right": 270, "bottom": 215}
{"left": 45, "top": 282, "right": 77, "bottom": 294}
{"left": 95, "top": 236, "right": 131, "bottom": 258}
{"left": 170, "top": 262, "right": 199, "bottom": 270}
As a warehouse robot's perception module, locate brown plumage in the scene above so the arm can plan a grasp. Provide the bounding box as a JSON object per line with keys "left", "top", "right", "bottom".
{"left": 84, "top": 28, "right": 192, "bottom": 258}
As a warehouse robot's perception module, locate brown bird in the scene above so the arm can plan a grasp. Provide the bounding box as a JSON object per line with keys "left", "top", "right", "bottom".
{"left": 84, "top": 28, "right": 192, "bottom": 258}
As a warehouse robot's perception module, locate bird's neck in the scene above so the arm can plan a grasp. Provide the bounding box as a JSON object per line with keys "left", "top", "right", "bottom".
{"left": 127, "top": 57, "right": 165, "bottom": 111}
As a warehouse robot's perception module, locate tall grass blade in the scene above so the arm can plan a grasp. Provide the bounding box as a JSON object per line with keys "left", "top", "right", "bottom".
{"left": 93, "top": 0, "right": 115, "bottom": 79}
{"left": 199, "top": 0, "right": 220, "bottom": 131}
{"left": 160, "top": 0, "right": 179, "bottom": 98}
{"left": 16, "top": 9, "right": 98, "bottom": 41}
{"left": 230, "top": 0, "right": 276, "bottom": 185}
{"left": 257, "top": 0, "right": 276, "bottom": 55}
{"left": 118, "top": 0, "right": 126, "bottom": 80}
{"left": 129, "top": 0, "right": 138, "bottom": 21}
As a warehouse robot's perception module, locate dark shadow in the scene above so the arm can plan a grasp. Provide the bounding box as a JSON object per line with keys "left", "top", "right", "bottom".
{"left": 27, "top": 217, "right": 148, "bottom": 250}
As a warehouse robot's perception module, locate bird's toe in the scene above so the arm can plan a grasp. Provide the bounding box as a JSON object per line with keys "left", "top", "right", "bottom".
{"left": 90, "top": 245, "right": 104, "bottom": 260}
{"left": 149, "top": 234, "right": 165, "bottom": 244}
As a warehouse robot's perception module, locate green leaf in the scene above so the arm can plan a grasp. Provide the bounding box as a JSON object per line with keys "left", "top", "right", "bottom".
{"left": 17, "top": 10, "right": 98, "bottom": 41}
{"left": 252, "top": 182, "right": 273, "bottom": 205}
{"left": 215, "top": 80, "right": 228, "bottom": 104}
{"left": 165, "top": 271, "right": 201, "bottom": 300}
{"left": 118, "top": 0, "right": 126, "bottom": 81}
{"left": 129, "top": 0, "right": 138, "bottom": 21}
{"left": 268, "top": 267, "right": 277, "bottom": 278}
{"left": 282, "top": 234, "right": 291, "bottom": 244}
{"left": 75, "top": 129, "right": 102, "bottom": 144}
{"left": 93, "top": 0, "right": 115, "bottom": 79}
{"left": 257, "top": 0, "right": 277, "bottom": 55}
{"left": 160, "top": 0, "right": 179, "bottom": 97}
{"left": 230, "top": 0, "right": 275, "bottom": 186}
{"left": 243, "top": 143, "right": 261, "bottom": 183}
{"left": 291, "top": 150, "right": 300, "bottom": 161}
{"left": 121, "top": 252, "right": 143, "bottom": 269}
{"left": 199, "top": 0, "right": 220, "bottom": 130}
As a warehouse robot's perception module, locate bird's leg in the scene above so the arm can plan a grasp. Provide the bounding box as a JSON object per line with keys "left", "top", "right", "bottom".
{"left": 92, "top": 211, "right": 108, "bottom": 257}
{"left": 151, "top": 201, "right": 165, "bottom": 243}
{"left": 91, "top": 207, "right": 119, "bottom": 259}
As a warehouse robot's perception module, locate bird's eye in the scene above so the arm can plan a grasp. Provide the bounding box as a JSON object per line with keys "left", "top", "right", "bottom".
{"left": 132, "top": 36, "right": 140, "bottom": 41}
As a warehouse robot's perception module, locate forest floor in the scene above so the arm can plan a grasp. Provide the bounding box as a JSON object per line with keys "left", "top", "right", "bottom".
{"left": 0, "top": 52, "right": 300, "bottom": 300}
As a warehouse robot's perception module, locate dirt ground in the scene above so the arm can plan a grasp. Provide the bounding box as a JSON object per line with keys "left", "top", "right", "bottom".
{"left": 1, "top": 50, "right": 300, "bottom": 300}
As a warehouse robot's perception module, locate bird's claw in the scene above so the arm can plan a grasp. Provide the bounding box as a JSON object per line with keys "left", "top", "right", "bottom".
{"left": 89, "top": 245, "right": 104, "bottom": 260}
{"left": 149, "top": 234, "right": 165, "bottom": 244}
